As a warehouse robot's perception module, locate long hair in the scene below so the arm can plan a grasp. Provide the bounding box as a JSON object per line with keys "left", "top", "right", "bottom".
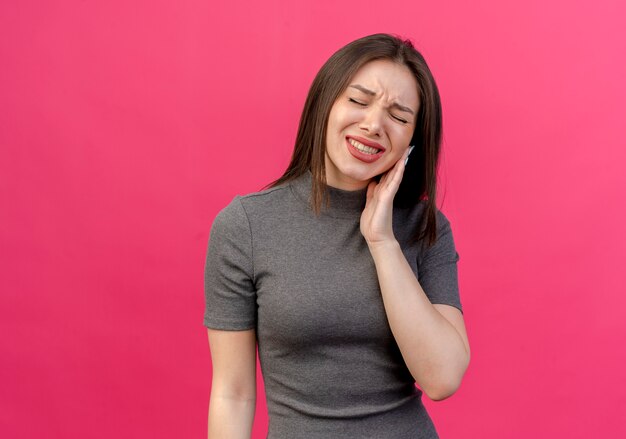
{"left": 262, "top": 33, "right": 444, "bottom": 249}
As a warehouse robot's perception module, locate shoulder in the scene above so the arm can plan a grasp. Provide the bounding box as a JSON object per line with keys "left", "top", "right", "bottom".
{"left": 423, "top": 206, "right": 459, "bottom": 262}
{"left": 237, "top": 182, "right": 290, "bottom": 209}
{"left": 394, "top": 199, "right": 453, "bottom": 236}
{"left": 394, "top": 200, "right": 458, "bottom": 256}
{"left": 212, "top": 182, "right": 293, "bottom": 229}
{"left": 234, "top": 181, "right": 298, "bottom": 221}
{"left": 398, "top": 199, "right": 454, "bottom": 229}
{"left": 393, "top": 198, "right": 426, "bottom": 223}
{"left": 434, "top": 206, "right": 454, "bottom": 233}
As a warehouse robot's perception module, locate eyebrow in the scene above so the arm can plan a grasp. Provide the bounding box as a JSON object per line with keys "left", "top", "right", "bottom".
{"left": 348, "top": 84, "right": 416, "bottom": 115}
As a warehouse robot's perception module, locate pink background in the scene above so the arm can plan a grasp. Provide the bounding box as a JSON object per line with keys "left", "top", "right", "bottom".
{"left": 2, "top": 0, "right": 625, "bottom": 437}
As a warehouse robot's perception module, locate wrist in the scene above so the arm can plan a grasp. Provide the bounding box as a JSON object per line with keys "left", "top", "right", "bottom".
{"left": 366, "top": 238, "right": 401, "bottom": 254}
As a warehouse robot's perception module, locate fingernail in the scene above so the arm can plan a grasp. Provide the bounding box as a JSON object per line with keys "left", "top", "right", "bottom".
{"left": 404, "top": 145, "right": 415, "bottom": 165}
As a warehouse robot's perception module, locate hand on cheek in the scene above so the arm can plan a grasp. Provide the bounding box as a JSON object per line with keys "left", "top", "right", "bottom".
{"left": 360, "top": 146, "right": 412, "bottom": 245}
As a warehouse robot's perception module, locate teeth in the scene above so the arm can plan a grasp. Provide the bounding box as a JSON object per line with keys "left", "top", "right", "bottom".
{"left": 348, "top": 138, "right": 380, "bottom": 154}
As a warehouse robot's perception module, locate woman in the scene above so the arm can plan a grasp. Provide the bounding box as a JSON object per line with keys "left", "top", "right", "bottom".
{"left": 204, "top": 33, "right": 470, "bottom": 438}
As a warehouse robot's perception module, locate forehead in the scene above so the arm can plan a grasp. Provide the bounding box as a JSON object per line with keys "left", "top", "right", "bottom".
{"left": 346, "top": 59, "right": 419, "bottom": 107}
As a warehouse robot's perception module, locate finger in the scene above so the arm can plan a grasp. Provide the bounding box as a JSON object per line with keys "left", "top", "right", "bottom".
{"left": 385, "top": 152, "right": 407, "bottom": 190}
{"left": 394, "top": 153, "right": 407, "bottom": 182}
{"left": 386, "top": 154, "right": 405, "bottom": 186}
{"left": 378, "top": 171, "right": 390, "bottom": 189}
{"left": 379, "top": 150, "right": 408, "bottom": 190}
{"left": 404, "top": 146, "right": 412, "bottom": 161}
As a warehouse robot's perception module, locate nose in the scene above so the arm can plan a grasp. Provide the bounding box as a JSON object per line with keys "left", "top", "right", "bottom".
{"left": 359, "top": 105, "right": 384, "bottom": 137}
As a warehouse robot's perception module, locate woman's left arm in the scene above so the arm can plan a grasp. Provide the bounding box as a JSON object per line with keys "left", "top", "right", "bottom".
{"left": 368, "top": 240, "right": 470, "bottom": 401}
{"left": 361, "top": 148, "right": 470, "bottom": 401}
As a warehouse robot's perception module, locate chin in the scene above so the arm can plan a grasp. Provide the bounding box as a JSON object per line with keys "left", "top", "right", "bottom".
{"left": 340, "top": 165, "right": 375, "bottom": 181}
{"left": 326, "top": 151, "right": 384, "bottom": 187}
{"left": 341, "top": 170, "right": 380, "bottom": 188}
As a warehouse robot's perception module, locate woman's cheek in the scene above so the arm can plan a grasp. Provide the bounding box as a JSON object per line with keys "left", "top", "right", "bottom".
{"left": 345, "top": 107, "right": 363, "bottom": 122}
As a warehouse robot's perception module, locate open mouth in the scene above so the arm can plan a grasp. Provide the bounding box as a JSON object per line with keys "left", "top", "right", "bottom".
{"left": 345, "top": 137, "right": 384, "bottom": 163}
{"left": 347, "top": 137, "right": 381, "bottom": 155}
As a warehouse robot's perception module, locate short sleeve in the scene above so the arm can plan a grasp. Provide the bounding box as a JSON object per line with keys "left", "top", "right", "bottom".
{"left": 417, "top": 209, "right": 463, "bottom": 315}
{"left": 203, "top": 196, "right": 257, "bottom": 330}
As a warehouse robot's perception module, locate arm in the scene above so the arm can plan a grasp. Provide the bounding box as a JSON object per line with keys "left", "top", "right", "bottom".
{"left": 204, "top": 197, "right": 258, "bottom": 436}
{"left": 360, "top": 148, "right": 469, "bottom": 401}
{"left": 368, "top": 240, "right": 470, "bottom": 401}
{"left": 207, "top": 328, "right": 257, "bottom": 439}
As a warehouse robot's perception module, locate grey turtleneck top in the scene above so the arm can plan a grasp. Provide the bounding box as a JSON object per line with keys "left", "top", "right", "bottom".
{"left": 203, "top": 170, "right": 462, "bottom": 438}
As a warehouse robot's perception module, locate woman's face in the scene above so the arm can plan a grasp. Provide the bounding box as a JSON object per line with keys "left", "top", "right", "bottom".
{"left": 324, "top": 59, "right": 420, "bottom": 190}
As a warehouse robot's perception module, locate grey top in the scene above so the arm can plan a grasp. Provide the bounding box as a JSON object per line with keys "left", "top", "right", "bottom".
{"left": 203, "top": 170, "right": 462, "bottom": 439}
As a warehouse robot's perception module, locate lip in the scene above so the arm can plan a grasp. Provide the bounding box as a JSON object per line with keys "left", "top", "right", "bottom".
{"left": 345, "top": 137, "right": 384, "bottom": 163}
{"left": 346, "top": 135, "right": 386, "bottom": 152}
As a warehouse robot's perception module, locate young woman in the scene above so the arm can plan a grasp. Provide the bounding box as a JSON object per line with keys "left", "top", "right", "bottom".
{"left": 204, "top": 33, "right": 470, "bottom": 439}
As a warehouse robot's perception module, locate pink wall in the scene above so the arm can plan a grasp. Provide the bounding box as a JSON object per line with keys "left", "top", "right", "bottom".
{"left": 2, "top": 0, "right": 625, "bottom": 437}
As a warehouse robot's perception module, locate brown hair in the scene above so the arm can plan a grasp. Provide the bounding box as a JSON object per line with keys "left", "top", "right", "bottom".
{"left": 262, "top": 33, "right": 444, "bottom": 249}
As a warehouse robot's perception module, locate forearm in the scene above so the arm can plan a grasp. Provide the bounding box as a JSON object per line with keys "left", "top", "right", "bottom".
{"left": 208, "top": 394, "right": 255, "bottom": 439}
{"left": 368, "top": 239, "right": 469, "bottom": 400}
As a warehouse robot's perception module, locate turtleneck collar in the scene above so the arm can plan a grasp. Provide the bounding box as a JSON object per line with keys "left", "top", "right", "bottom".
{"left": 289, "top": 169, "right": 368, "bottom": 219}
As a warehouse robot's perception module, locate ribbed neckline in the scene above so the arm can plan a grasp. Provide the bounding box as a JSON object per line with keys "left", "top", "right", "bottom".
{"left": 289, "top": 169, "right": 368, "bottom": 219}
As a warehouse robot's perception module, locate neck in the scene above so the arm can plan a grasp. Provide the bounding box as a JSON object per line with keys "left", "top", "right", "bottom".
{"left": 289, "top": 170, "right": 368, "bottom": 219}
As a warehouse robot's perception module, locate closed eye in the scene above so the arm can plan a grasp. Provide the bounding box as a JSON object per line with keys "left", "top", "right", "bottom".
{"left": 348, "top": 98, "right": 366, "bottom": 106}
{"left": 349, "top": 98, "right": 408, "bottom": 124}
{"left": 392, "top": 115, "right": 408, "bottom": 124}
